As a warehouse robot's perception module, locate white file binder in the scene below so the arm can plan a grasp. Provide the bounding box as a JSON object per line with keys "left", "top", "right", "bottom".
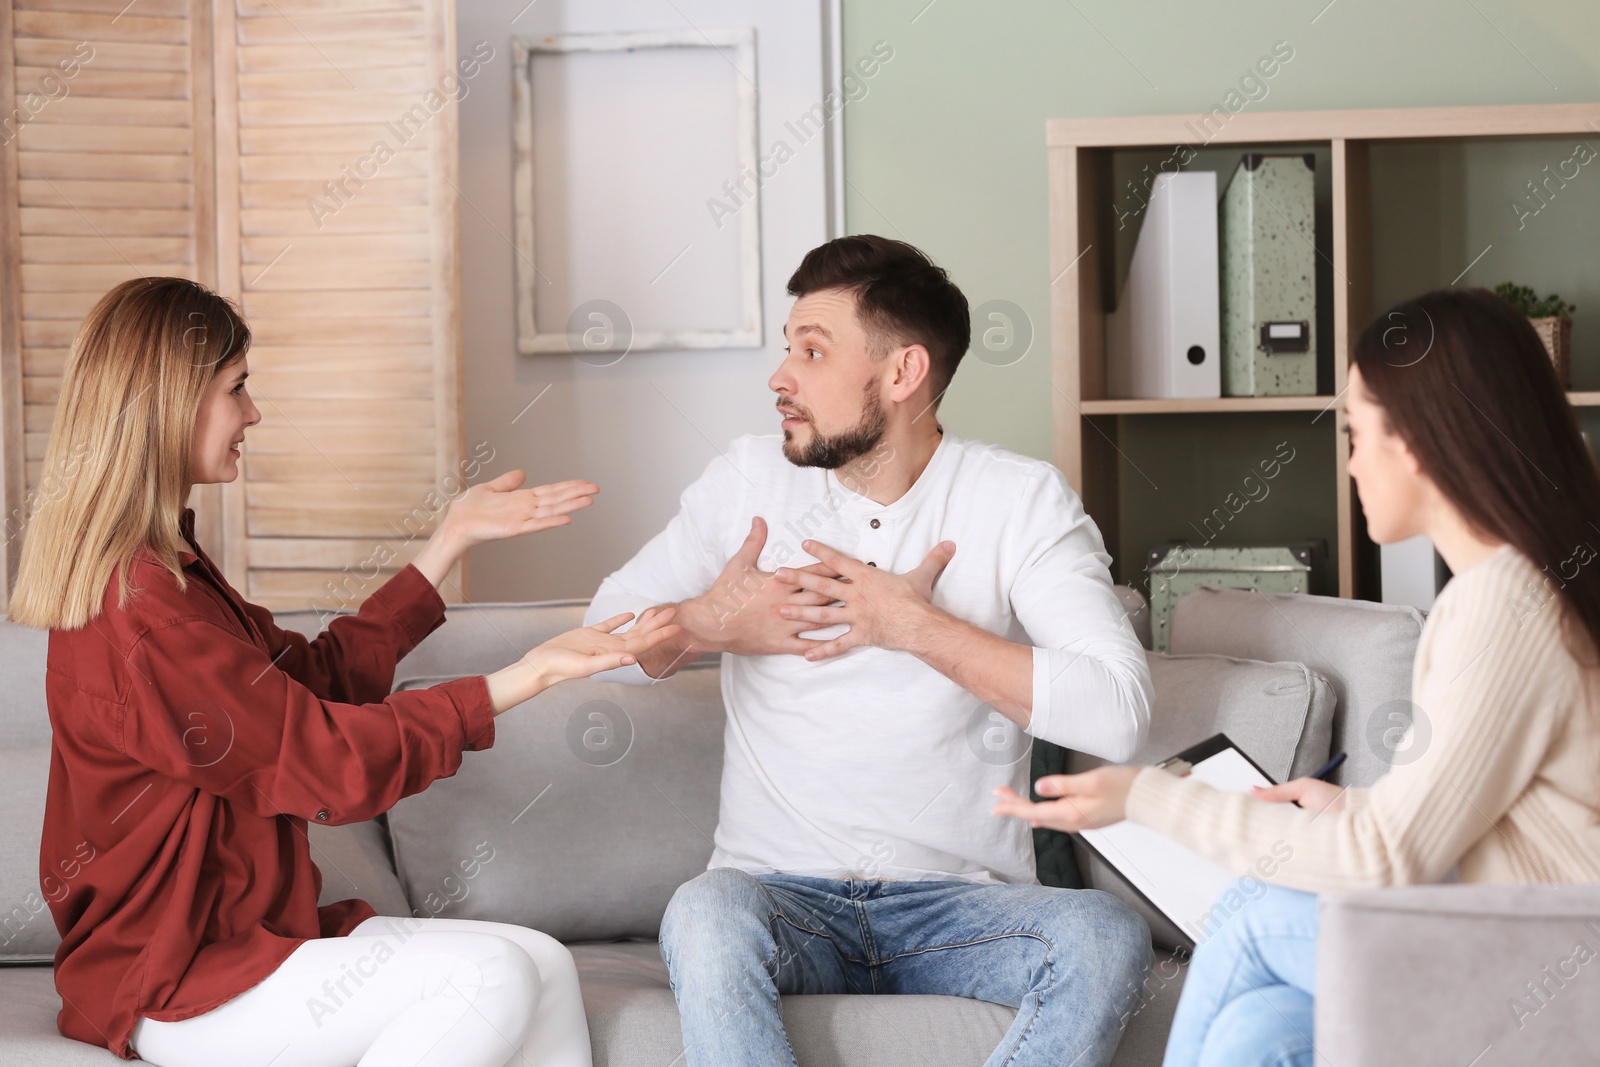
{"left": 1107, "top": 172, "right": 1221, "bottom": 399}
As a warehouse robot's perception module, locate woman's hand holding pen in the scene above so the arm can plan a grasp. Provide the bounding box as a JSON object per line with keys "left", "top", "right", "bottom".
{"left": 1253, "top": 752, "right": 1347, "bottom": 814}
{"left": 1250, "top": 778, "right": 1347, "bottom": 815}
{"left": 412, "top": 470, "right": 599, "bottom": 588}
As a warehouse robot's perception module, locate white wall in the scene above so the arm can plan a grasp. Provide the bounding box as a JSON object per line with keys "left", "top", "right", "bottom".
{"left": 455, "top": 1, "right": 831, "bottom": 600}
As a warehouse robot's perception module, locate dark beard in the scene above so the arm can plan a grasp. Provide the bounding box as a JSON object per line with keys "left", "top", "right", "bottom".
{"left": 782, "top": 386, "right": 887, "bottom": 470}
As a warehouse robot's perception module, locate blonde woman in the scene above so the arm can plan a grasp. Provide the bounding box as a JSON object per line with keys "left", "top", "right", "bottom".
{"left": 994, "top": 287, "right": 1600, "bottom": 1066}
{"left": 14, "top": 277, "right": 678, "bottom": 1067}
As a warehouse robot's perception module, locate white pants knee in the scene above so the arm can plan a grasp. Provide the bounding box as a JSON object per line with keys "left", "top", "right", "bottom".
{"left": 131, "top": 917, "right": 592, "bottom": 1067}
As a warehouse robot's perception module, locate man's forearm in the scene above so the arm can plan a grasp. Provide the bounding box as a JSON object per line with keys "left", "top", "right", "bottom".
{"left": 903, "top": 606, "right": 1035, "bottom": 727}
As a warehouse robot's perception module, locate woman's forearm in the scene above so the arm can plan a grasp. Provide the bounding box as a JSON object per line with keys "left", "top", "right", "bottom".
{"left": 484, "top": 659, "right": 548, "bottom": 715}
{"left": 409, "top": 522, "right": 466, "bottom": 590}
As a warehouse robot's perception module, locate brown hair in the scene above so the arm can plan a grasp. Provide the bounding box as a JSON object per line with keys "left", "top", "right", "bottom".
{"left": 8, "top": 277, "right": 250, "bottom": 630}
{"left": 787, "top": 235, "right": 971, "bottom": 403}
{"left": 1353, "top": 287, "right": 1600, "bottom": 663}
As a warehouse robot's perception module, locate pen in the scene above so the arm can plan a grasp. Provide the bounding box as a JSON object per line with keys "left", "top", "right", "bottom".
{"left": 1309, "top": 752, "right": 1347, "bottom": 782}
{"left": 1280, "top": 752, "right": 1347, "bottom": 809}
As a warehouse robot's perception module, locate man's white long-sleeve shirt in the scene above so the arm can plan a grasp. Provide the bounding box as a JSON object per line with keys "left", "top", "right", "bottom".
{"left": 585, "top": 430, "right": 1151, "bottom": 884}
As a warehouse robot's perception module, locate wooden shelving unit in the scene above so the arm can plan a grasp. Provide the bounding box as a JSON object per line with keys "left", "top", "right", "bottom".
{"left": 1078, "top": 397, "right": 1336, "bottom": 415}
{"left": 1047, "top": 103, "right": 1600, "bottom": 599}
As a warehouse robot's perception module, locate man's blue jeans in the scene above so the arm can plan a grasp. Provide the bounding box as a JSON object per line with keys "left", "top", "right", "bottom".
{"left": 1162, "top": 879, "right": 1319, "bottom": 1067}
{"left": 658, "top": 868, "right": 1152, "bottom": 1067}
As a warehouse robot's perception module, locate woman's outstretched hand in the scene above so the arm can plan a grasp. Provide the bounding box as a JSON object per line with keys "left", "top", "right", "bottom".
{"left": 991, "top": 765, "right": 1140, "bottom": 831}
{"left": 413, "top": 470, "right": 599, "bottom": 588}
{"left": 447, "top": 469, "right": 598, "bottom": 545}
{"left": 486, "top": 608, "right": 682, "bottom": 714}
{"left": 527, "top": 608, "right": 681, "bottom": 686}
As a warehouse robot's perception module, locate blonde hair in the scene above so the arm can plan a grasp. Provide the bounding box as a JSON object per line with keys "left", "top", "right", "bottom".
{"left": 9, "top": 277, "right": 250, "bottom": 630}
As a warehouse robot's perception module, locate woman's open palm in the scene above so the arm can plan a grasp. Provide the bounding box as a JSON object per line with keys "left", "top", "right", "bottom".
{"left": 527, "top": 608, "right": 681, "bottom": 686}
{"left": 447, "top": 470, "right": 598, "bottom": 546}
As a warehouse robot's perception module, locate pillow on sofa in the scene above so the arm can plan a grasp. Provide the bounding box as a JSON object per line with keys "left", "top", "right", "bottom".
{"left": 1068, "top": 651, "right": 1337, "bottom": 949}
{"left": 1070, "top": 652, "right": 1337, "bottom": 781}
{"left": 310, "top": 819, "right": 413, "bottom": 919}
{"left": 384, "top": 665, "right": 726, "bottom": 943}
{"left": 1169, "top": 585, "right": 1423, "bottom": 787}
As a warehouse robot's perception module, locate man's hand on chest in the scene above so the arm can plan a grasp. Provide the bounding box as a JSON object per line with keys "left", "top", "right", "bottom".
{"left": 678, "top": 517, "right": 848, "bottom": 658}
{"left": 773, "top": 537, "right": 958, "bottom": 661}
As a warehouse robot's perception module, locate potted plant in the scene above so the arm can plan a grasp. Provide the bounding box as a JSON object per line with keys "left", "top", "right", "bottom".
{"left": 1494, "top": 282, "right": 1575, "bottom": 388}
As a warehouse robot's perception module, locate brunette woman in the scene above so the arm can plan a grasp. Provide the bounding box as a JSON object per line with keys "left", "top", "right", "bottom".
{"left": 13, "top": 277, "right": 678, "bottom": 1067}
{"left": 995, "top": 287, "right": 1600, "bottom": 1067}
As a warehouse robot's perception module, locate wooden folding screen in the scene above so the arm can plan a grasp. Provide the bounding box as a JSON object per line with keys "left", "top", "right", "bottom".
{"left": 0, "top": 0, "right": 465, "bottom": 611}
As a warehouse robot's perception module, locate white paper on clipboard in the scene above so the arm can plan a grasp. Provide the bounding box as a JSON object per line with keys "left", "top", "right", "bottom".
{"left": 1079, "top": 746, "right": 1272, "bottom": 943}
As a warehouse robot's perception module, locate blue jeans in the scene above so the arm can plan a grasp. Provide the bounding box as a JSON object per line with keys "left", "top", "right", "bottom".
{"left": 658, "top": 868, "right": 1152, "bottom": 1067}
{"left": 1163, "top": 879, "right": 1319, "bottom": 1067}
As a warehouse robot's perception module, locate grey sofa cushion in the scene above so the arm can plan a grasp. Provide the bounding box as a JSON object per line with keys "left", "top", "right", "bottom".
{"left": 0, "top": 620, "right": 50, "bottom": 748}
{"left": 571, "top": 940, "right": 1185, "bottom": 1067}
{"left": 275, "top": 599, "right": 596, "bottom": 682}
{"left": 1, "top": 747, "right": 55, "bottom": 962}
{"left": 1069, "top": 652, "right": 1337, "bottom": 786}
{"left": 0, "top": 946, "right": 1181, "bottom": 1067}
{"left": 310, "top": 819, "right": 412, "bottom": 919}
{"left": 384, "top": 666, "right": 725, "bottom": 943}
{"left": 1169, "top": 586, "right": 1423, "bottom": 787}
{"left": 1317, "top": 884, "right": 1600, "bottom": 1067}
{"left": 0, "top": 968, "right": 123, "bottom": 1064}
{"left": 1070, "top": 651, "right": 1336, "bottom": 950}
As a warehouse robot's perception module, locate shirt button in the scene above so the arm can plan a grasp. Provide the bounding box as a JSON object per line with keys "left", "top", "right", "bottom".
{"left": 869, "top": 518, "right": 881, "bottom": 529}
{"left": 315, "top": 810, "right": 329, "bottom": 821}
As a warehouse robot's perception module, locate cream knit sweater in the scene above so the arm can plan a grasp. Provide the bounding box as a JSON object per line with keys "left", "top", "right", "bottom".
{"left": 1126, "top": 545, "right": 1600, "bottom": 890}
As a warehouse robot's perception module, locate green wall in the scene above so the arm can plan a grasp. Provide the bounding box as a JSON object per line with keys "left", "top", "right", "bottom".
{"left": 841, "top": 0, "right": 1600, "bottom": 584}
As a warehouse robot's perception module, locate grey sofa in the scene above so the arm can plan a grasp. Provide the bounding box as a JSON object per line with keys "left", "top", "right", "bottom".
{"left": 2, "top": 586, "right": 1596, "bottom": 1067}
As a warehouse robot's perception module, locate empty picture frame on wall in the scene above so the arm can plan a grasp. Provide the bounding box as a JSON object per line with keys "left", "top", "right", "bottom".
{"left": 512, "top": 29, "right": 763, "bottom": 355}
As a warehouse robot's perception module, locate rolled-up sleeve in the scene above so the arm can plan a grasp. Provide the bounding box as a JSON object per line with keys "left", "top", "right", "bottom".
{"left": 119, "top": 602, "right": 495, "bottom": 826}
{"left": 1008, "top": 468, "right": 1152, "bottom": 762}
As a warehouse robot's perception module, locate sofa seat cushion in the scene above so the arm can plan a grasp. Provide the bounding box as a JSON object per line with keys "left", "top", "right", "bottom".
{"left": 0, "top": 967, "right": 123, "bottom": 1064}
{"left": 0, "top": 947, "right": 1184, "bottom": 1067}
{"left": 570, "top": 940, "right": 1185, "bottom": 1067}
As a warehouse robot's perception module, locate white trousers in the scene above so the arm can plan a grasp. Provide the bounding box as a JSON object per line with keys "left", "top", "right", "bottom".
{"left": 130, "top": 917, "right": 592, "bottom": 1067}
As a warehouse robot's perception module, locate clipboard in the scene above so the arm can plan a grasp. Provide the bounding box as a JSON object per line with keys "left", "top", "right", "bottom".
{"left": 1078, "top": 733, "right": 1277, "bottom": 944}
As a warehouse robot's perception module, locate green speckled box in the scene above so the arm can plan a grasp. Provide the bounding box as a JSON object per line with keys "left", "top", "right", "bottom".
{"left": 1145, "top": 544, "right": 1313, "bottom": 652}
{"left": 1219, "top": 154, "right": 1317, "bottom": 396}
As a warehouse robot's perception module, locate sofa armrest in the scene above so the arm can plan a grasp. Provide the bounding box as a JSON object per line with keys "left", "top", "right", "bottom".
{"left": 1317, "top": 884, "right": 1600, "bottom": 1066}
